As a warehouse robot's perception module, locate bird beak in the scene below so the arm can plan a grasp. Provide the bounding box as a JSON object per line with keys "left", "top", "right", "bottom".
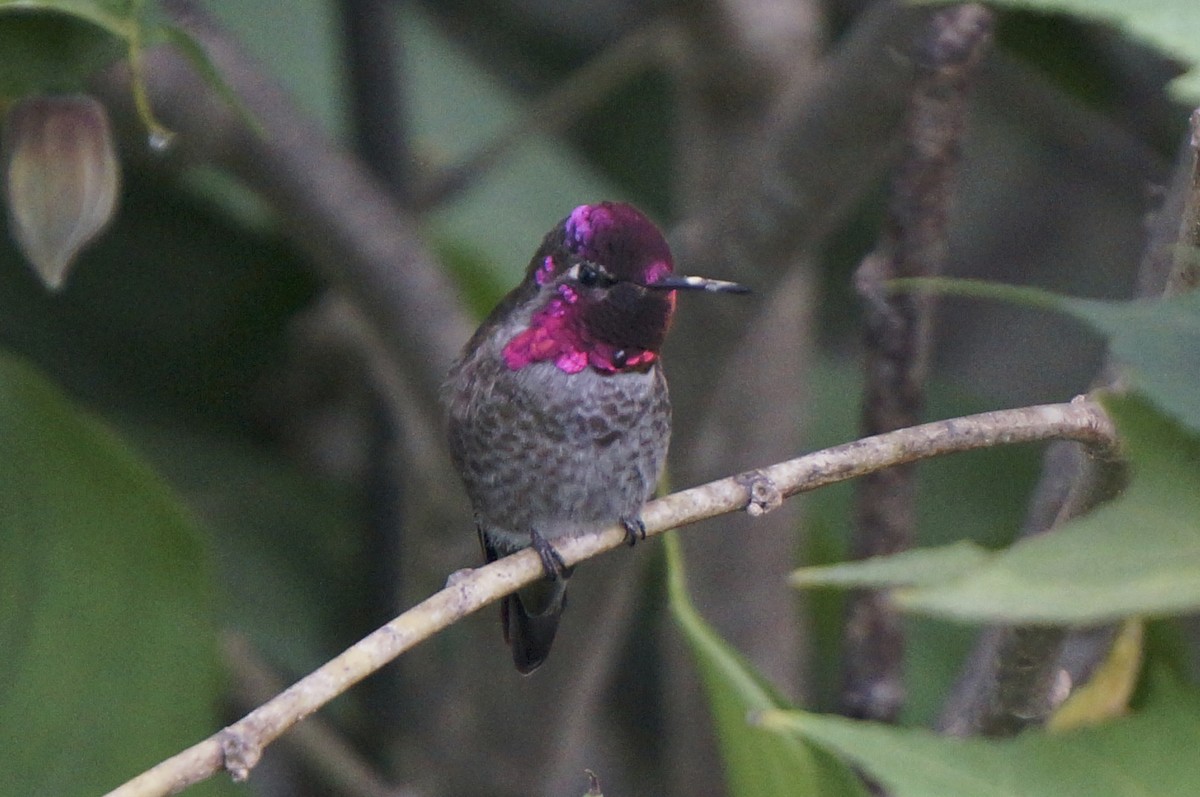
{"left": 645, "top": 275, "right": 751, "bottom": 294}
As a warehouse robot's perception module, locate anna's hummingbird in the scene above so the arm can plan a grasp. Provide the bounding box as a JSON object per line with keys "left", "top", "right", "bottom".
{"left": 445, "top": 201, "right": 746, "bottom": 673}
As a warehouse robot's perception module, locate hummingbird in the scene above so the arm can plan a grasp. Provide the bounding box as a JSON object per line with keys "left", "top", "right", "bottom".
{"left": 445, "top": 201, "right": 747, "bottom": 673}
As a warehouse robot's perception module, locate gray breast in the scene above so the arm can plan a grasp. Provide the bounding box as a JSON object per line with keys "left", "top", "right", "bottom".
{"left": 446, "top": 353, "right": 671, "bottom": 552}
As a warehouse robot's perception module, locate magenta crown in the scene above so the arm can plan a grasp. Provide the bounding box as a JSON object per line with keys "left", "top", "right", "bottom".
{"left": 559, "top": 202, "right": 674, "bottom": 285}
{"left": 503, "top": 202, "right": 747, "bottom": 376}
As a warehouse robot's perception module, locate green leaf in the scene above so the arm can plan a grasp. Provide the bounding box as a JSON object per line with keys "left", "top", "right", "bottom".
{"left": 793, "top": 396, "right": 1200, "bottom": 624}
{"left": 1062, "top": 295, "right": 1200, "bottom": 433}
{"left": 898, "top": 396, "right": 1200, "bottom": 622}
{"left": 0, "top": 8, "right": 125, "bottom": 95}
{"left": 792, "top": 540, "right": 991, "bottom": 590}
{"left": 917, "top": 0, "right": 1200, "bottom": 98}
{"left": 0, "top": 1, "right": 247, "bottom": 139}
{"left": 665, "top": 532, "right": 868, "bottom": 797}
{"left": 758, "top": 669, "right": 1200, "bottom": 797}
{"left": 892, "top": 277, "right": 1200, "bottom": 433}
{"left": 0, "top": 352, "right": 230, "bottom": 796}
{"left": 0, "top": 1, "right": 156, "bottom": 97}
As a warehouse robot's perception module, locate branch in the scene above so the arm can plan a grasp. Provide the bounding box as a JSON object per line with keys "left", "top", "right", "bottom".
{"left": 103, "top": 399, "right": 1116, "bottom": 797}
{"left": 337, "top": 0, "right": 412, "bottom": 200}
{"left": 1167, "top": 107, "right": 1200, "bottom": 297}
{"left": 843, "top": 2, "right": 993, "bottom": 723}
{"left": 222, "top": 633, "right": 413, "bottom": 797}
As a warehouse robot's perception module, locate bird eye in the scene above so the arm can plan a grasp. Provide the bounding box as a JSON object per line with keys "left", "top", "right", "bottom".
{"left": 578, "top": 264, "right": 601, "bottom": 286}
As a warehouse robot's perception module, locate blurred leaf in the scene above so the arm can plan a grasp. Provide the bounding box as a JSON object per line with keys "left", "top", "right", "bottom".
{"left": 0, "top": 352, "right": 230, "bottom": 796}
{"left": 792, "top": 540, "right": 990, "bottom": 589}
{"left": 919, "top": 0, "right": 1200, "bottom": 98}
{"left": 665, "top": 532, "right": 868, "bottom": 797}
{"left": 794, "top": 396, "right": 1200, "bottom": 624}
{"left": 0, "top": 1, "right": 243, "bottom": 138}
{"left": 0, "top": 1, "right": 151, "bottom": 97}
{"left": 0, "top": 9, "right": 123, "bottom": 95}
{"left": 1048, "top": 619, "right": 1143, "bottom": 731}
{"left": 758, "top": 668, "right": 1200, "bottom": 797}
{"left": 127, "top": 421, "right": 361, "bottom": 674}
{"left": 893, "top": 277, "right": 1200, "bottom": 432}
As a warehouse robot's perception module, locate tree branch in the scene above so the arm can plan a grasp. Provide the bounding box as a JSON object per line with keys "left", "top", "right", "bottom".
{"left": 337, "top": 0, "right": 412, "bottom": 201}
{"left": 103, "top": 399, "right": 1116, "bottom": 797}
{"left": 222, "top": 633, "right": 413, "bottom": 797}
{"left": 843, "top": 2, "right": 993, "bottom": 723}
{"left": 1167, "top": 107, "right": 1200, "bottom": 297}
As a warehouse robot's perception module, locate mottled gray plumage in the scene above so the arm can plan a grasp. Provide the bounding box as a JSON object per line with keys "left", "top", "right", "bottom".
{"left": 445, "top": 293, "right": 670, "bottom": 673}
{"left": 445, "top": 202, "right": 742, "bottom": 673}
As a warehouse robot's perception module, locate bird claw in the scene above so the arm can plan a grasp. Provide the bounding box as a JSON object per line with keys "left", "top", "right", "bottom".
{"left": 621, "top": 516, "right": 646, "bottom": 547}
{"left": 529, "top": 529, "right": 567, "bottom": 580}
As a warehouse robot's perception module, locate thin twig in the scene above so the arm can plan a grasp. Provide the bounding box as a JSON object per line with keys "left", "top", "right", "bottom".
{"left": 222, "top": 634, "right": 414, "bottom": 797}
{"left": 842, "top": 3, "right": 993, "bottom": 723}
{"left": 103, "top": 399, "right": 1116, "bottom": 797}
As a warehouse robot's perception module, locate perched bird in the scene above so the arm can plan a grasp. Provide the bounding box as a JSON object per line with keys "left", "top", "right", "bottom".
{"left": 445, "top": 202, "right": 747, "bottom": 673}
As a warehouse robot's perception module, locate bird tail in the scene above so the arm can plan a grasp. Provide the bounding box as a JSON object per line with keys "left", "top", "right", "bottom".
{"left": 503, "top": 576, "right": 568, "bottom": 674}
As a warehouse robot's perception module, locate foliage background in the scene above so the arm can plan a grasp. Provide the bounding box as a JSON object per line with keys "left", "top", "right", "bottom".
{"left": 1, "top": 0, "right": 1198, "bottom": 796}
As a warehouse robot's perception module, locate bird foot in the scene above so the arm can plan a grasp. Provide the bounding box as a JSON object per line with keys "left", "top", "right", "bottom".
{"left": 529, "top": 529, "right": 567, "bottom": 580}
{"left": 621, "top": 516, "right": 646, "bottom": 547}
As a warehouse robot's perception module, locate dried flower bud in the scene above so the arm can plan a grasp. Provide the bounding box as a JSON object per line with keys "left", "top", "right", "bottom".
{"left": 3, "top": 94, "right": 121, "bottom": 291}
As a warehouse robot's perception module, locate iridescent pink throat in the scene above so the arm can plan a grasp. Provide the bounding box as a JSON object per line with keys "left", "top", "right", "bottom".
{"left": 502, "top": 282, "right": 659, "bottom": 375}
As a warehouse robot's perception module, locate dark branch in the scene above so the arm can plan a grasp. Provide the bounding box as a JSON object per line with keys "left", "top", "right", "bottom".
{"left": 1167, "top": 108, "right": 1200, "bottom": 297}
{"left": 841, "top": 3, "right": 993, "bottom": 724}
{"left": 338, "top": 0, "right": 413, "bottom": 201}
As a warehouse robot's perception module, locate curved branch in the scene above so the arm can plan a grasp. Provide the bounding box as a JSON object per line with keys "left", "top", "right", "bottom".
{"left": 103, "top": 399, "right": 1116, "bottom": 797}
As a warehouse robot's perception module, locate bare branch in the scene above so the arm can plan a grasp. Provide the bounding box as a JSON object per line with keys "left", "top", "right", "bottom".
{"left": 103, "top": 399, "right": 1116, "bottom": 797}
{"left": 222, "top": 634, "right": 414, "bottom": 797}
{"left": 843, "top": 2, "right": 993, "bottom": 723}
